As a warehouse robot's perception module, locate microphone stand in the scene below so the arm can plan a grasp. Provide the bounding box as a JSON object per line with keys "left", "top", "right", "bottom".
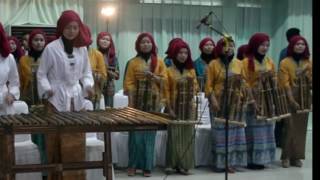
{"left": 201, "top": 21, "right": 231, "bottom": 180}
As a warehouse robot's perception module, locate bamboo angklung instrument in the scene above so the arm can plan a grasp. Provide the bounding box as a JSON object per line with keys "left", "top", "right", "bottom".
{"left": 214, "top": 74, "right": 247, "bottom": 127}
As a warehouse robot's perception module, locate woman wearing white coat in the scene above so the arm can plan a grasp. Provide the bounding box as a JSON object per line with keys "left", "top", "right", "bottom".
{"left": 36, "top": 10, "right": 94, "bottom": 180}
{"left": 0, "top": 23, "right": 28, "bottom": 115}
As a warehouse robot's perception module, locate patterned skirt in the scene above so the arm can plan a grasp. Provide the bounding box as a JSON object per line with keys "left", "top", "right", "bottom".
{"left": 210, "top": 111, "right": 247, "bottom": 169}
{"left": 245, "top": 106, "right": 276, "bottom": 165}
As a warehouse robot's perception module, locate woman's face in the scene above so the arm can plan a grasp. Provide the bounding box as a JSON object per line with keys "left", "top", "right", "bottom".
{"left": 202, "top": 41, "right": 215, "bottom": 54}
{"left": 293, "top": 39, "right": 306, "bottom": 54}
{"left": 176, "top": 48, "right": 189, "bottom": 63}
{"left": 31, "top": 34, "right": 46, "bottom": 51}
{"left": 98, "top": 35, "right": 111, "bottom": 49}
{"left": 63, "top": 21, "right": 79, "bottom": 40}
{"left": 139, "top": 36, "right": 152, "bottom": 53}
{"left": 223, "top": 42, "right": 235, "bottom": 57}
{"left": 257, "top": 41, "right": 270, "bottom": 55}
{"left": 9, "top": 40, "right": 17, "bottom": 52}
{"left": 22, "top": 34, "right": 29, "bottom": 50}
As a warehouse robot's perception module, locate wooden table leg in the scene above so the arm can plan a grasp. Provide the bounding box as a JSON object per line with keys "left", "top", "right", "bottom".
{"left": 103, "top": 132, "right": 113, "bottom": 180}
{"left": 0, "top": 133, "right": 5, "bottom": 180}
{"left": 2, "top": 133, "right": 15, "bottom": 180}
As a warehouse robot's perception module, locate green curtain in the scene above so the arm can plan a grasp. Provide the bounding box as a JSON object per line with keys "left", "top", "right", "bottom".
{"left": 0, "top": 0, "right": 312, "bottom": 91}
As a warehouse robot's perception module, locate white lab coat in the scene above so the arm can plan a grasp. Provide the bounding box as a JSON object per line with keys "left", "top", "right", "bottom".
{"left": 0, "top": 54, "right": 28, "bottom": 115}
{"left": 37, "top": 38, "right": 94, "bottom": 111}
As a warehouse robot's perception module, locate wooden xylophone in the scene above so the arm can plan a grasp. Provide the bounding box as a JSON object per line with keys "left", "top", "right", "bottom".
{"left": 0, "top": 107, "right": 170, "bottom": 180}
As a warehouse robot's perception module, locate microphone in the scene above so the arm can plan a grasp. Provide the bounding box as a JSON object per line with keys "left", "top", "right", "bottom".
{"left": 196, "top": 11, "right": 213, "bottom": 29}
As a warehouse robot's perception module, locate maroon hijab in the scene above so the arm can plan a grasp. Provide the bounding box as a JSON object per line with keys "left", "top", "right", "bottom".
{"left": 135, "top": 32, "right": 158, "bottom": 72}
{"left": 56, "top": 10, "right": 91, "bottom": 47}
{"left": 169, "top": 40, "right": 194, "bottom": 69}
{"left": 0, "top": 23, "right": 10, "bottom": 58}
{"left": 246, "top": 33, "right": 270, "bottom": 72}
{"left": 97, "top": 32, "right": 116, "bottom": 65}
{"left": 287, "top": 35, "right": 310, "bottom": 59}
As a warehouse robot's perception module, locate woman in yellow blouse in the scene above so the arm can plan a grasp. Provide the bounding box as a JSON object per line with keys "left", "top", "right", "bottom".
{"left": 241, "top": 33, "right": 276, "bottom": 169}
{"left": 19, "top": 29, "right": 46, "bottom": 106}
{"left": 97, "top": 32, "right": 119, "bottom": 107}
{"left": 164, "top": 40, "right": 198, "bottom": 175}
{"left": 19, "top": 29, "right": 47, "bottom": 169}
{"left": 85, "top": 25, "right": 107, "bottom": 109}
{"left": 123, "top": 32, "right": 167, "bottom": 177}
{"left": 278, "top": 35, "right": 312, "bottom": 168}
{"left": 205, "top": 38, "right": 247, "bottom": 173}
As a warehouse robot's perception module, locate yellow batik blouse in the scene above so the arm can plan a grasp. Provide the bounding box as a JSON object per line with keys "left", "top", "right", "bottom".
{"left": 278, "top": 57, "right": 312, "bottom": 89}
{"left": 123, "top": 56, "right": 168, "bottom": 106}
{"left": 205, "top": 58, "right": 243, "bottom": 98}
{"left": 241, "top": 56, "right": 275, "bottom": 88}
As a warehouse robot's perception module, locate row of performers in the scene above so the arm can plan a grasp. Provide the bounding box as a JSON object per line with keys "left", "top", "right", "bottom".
{"left": 0, "top": 10, "right": 312, "bottom": 179}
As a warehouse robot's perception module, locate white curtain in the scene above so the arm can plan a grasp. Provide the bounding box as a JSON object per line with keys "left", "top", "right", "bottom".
{"left": 0, "top": 0, "right": 312, "bottom": 90}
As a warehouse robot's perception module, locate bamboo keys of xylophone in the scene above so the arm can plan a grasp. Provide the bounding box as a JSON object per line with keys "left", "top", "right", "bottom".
{"left": 105, "top": 108, "right": 147, "bottom": 124}
{"left": 81, "top": 111, "right": 117, "bottom": 125}
{"left": 123, "top": 107, "right": 170, "bottom": 124}
{"left": 117, "top": 108, "right": 163, "bottom": 125}
{"left": 103, "top": 108, "right": 141, "bottom": 124}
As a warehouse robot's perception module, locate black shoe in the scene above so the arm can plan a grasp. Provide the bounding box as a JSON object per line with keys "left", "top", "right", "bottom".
{"left": 247, "top": 164, "right": 265, "bottom": 170}
{"left": 213, "top": 167, "right": 225, "bottom": 173}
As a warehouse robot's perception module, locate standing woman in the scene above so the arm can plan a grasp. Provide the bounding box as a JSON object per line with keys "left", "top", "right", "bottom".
{"left": 194, "top": 37, "right": 215, "bottom": 91}
{"left": 0, "top": 22, "right": 28, "bottom": 115}
{"left": 19, "top": 29, "right": 48, "bottom": 170}
{"left": 124, "top": 32, "right": 167, "bottom": 177}
{"left": 241, "top": 33, "right": 276, "bottom": 169}
{"left": 86, "top": 27, "right": 107, "bottom": 110}
{"left": 165, "top": 40, "right": 199, "bottom": 175}
{"left": 37, "top": 10, "right": 94, "bottom": 180}
{"left": 278, "top": 35, "right": 312, "bottom": 168}
{"left": 97, "top": 32, "right": 119, "bottom": 107}
{"left": 8, "top": 36, "right": 24, "bottom": 64}
{"left": 205, "top": 38, "right": 247, "bottom": 173}
{"left": 19, "top": 29, "right": 47, "bottom": 107}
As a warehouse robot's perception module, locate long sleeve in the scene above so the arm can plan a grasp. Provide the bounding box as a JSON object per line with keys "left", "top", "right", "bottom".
{"left": 191, "top": 69, "right": 200, "bottom": 95}
{"left": 114, "top": 57, "right": 120, "bottom": 80}
{"left": 96, "top": 51, "right": 107, "bottom": 80}
{"left": 80, "top": 49, "right": 94, "bottom": 89}
{"left": 8, "top": 56, "right": 20, "bottom": 100}
{"left": 279, "top": 60, "right": 291, "bottom": 88}
{"left": 123, "top": 60, "right": 136, "bottom": 94}
{"left": 19, "top": 56, "right": 31, "bottom": 94}
{"left": 205, "top": 62, "right": 213, "bottom": 98}
{"left": 241, "top": 59, "right": 254, "bottom": 88}
{"left": 37, "top": 47, "right": 53, "bottom": 98}
{"left": 156, "top": 60, "right": 169, "bottom": 105}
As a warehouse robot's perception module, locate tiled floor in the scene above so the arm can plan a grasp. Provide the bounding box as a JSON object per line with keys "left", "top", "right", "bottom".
{"left": 113, "top": 130, "right": 312, "bottom": 180}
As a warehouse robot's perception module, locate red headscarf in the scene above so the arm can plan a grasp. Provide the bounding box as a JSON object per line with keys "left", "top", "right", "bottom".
{"left": 287, "top": 35, "right": 310, "bottom": 59}
{"left": 0, "top": 23, "right": 10, "bottom": 58}
{"left": 97, "top": 32, "right": 116, "bottom": 65}
{"left": 199, "top": 37, "right": 215, "bottom": 52}
{"left": 246, "top": 33, "right": 270, "bottom": 72}
{"left": 168, "top": 40, "right": 194, "bottom": 69}
{"left": 46, "top": 35, "right": 57, "bottom": 44}
{"left": 165, "top": 37, "right": 183, "bottom": 55}
{"left": 135, "top": 32, "right": 158, "bottom": 72}
{"left": 56, "top": 10, "right": 91, "bottom": 47}
{"left": 237, "top": 44, "right": 248, "bottom": 60}
{"left": 214, "top": 38, "right": 234, "bottom": 57}
{"left": 8, "top": 36, "right": 24, "bottom": 61}
{"left": 28, "top": 29, "right": 47, "bottom": 50}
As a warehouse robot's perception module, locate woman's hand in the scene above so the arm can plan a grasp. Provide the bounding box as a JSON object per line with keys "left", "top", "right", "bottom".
{"left": 5, "top": 93, "right": 15, "bottom": 105}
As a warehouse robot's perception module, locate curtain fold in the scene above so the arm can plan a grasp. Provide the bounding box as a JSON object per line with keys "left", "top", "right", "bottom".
{"left": 0, "top": 0, "right": 312, "bottom": 90}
